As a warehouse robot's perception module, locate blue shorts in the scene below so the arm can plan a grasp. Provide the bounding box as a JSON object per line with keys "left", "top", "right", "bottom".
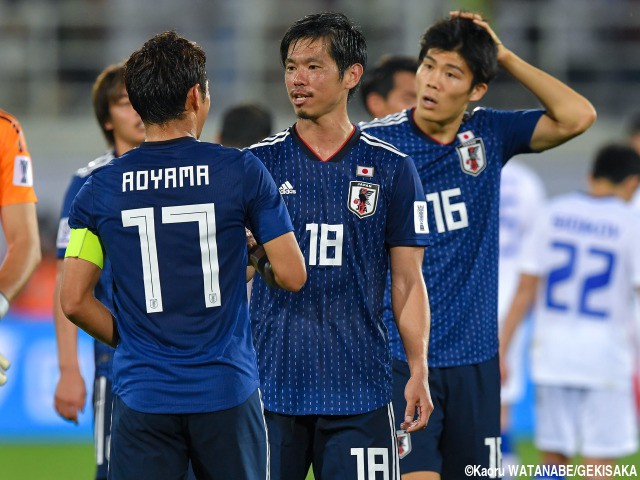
{"left": 392, "top": 355, "right": 501, "bottom": 477}
{"left": 109, "top": 389, "right": 267, "bottom": 480}
{"left": 266, "top": 405, "right": 400, "bottom": 480}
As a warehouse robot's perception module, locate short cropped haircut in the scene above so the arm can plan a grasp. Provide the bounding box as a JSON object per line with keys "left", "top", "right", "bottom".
{"left": 280, "top": 12, "right": 367, "bottom": 100}
{"left": 124, "top": 31, "right": 207, "bottom": 125}
{"left": 220, "top": 104, "right": 273, "bottom": 148}
{"left": 92, "top": 62, "right": 126, "bottom": 147}
{"left": 419, "top": 15, "right": 498, "bottom": 88}
{"left": 591, "top": 143, "right": 640, "bottom": 184}
{"left": 360, "top": 55, "right": 418, "bottom": 113}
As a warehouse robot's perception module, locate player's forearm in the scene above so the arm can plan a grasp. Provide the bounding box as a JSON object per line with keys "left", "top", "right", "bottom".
{"left": 500, "top": 49, "right": 596, "bottom": 141}
{"left": 0, "top": 238, "right": 41, "bottom": 301}
{"left": 392, "top": 277, "right": 430, "bottom": 375}
{"left": 62, "top": 296, "right": 119, "bottom": 348}
{"left": 499, "top": 273, "right": 538, "bottom": 357}
{"left": 53, "top": 263, "right": 81, "bottom": 372}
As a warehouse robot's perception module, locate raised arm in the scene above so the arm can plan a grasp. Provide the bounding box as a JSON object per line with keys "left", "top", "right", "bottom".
{"left": 390, "top": 245, "right": 433, "bottom": 432}
{"left": 454, "top": 11, "right": 597, "bottom": 152}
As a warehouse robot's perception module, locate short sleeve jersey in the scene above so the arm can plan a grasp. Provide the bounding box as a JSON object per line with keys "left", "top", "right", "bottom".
{"left": 248, "top": 125, "right": 429, "bottom": 415}
{"left": 361, "top": 107, "right": 543, "bottom": 367}
{"left": 56, "top": 152, "right": 115, "bottom": 378}
{"left": 0, "top": 110, "right": 37, "bottom": 206}
{"left": 519, "top": 192, "right": 640, "bottom": 389}
{"left": 498, "top": 161, "right": 546, "bottom": 322}
{"left": 68, "top": 137, "right": 293, "bottom": 414}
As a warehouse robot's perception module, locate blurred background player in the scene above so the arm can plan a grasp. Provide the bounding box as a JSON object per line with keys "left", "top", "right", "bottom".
{"left": 500, "top": 143, "right": 640, "bottom": 479}
{"left": 60, "top": 31, "right": 305, "bottom": 479}
{"left": 248, "top": 12, "right": 432, "bottom": 480}
{"left": 498, "top": 159, "right": 546, "bottom": 475}
{"left": 217, "top": 103, "right": 273, "bottom": 148}
{"left": 361, "top": 11, "right": 596, "bottom": 479}
{"left": 0, "top": 108, "right": 41, "bottom": 385}
{"left": 360, "top": 54, "right": 419, "bottom": 119}
{"left": 53, "top": 62, "right": 145, "bottom": 479}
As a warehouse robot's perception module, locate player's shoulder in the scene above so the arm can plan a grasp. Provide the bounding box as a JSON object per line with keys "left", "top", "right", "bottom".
{"left": 359, "top": 129, "right": 407, "bottom": 159}
{"left": 359, "top": 109, "right": 410, "bottom": 131}
{"left": 0, "top": 109, "right": 21, "bottom": 130}
{"left": 75, "top": 151, "right": 115, "bottom": 179}
{"left": 248, "top": 128, "right": 291, "bottom": 151}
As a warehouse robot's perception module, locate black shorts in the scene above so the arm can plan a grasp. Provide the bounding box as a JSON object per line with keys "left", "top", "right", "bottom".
{"left": 266, "top": 404, "right": 400, "bottom": 480}
{"left": 392, "top": 355, "right": 501, "bottom": 477}
{"left": 108, "top": 389, "right": 267, "bottom": 480}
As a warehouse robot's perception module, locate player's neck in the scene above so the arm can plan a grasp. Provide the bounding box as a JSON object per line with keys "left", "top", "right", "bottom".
{"left": 295, "top": 111, "right": 354, "bottom": 160}
{"left": 144, "top": 117, "right": 198, "bottom": 143}
{"left": 413, "top": 108, "right": 466, "bottom": 145}
{"left": 113, "top": 138, "right": 140, "bottom": 157}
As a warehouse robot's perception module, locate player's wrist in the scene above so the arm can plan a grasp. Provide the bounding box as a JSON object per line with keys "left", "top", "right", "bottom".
{"left": 0, "top": 292, "right": 9, "bottom": 320}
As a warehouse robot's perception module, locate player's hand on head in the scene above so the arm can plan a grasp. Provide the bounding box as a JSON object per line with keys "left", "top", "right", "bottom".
{"left": 401, "top": 373, "right": 433, "bottom": 432}
{"left": 0, "top": 351, "right": 10, "bottom": 386}
{"left": 449, "top": 10, "right": 506, "bottom": 59}
{"left": 54, "top": 369, "right": 87, "bottom": 424}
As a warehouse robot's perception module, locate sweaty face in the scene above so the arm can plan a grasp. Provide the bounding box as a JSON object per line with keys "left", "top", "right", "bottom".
{"left": 381, "top": 71, "right": 417, "bottom": 116}
{"left": 414, "top": 49, "right": 484, "bottom": 129}
{"left": 107, "top": 88, "right": 145, "bottom": 152}
{"left": 284, "top": 38, "right": 347, "bottom": 121}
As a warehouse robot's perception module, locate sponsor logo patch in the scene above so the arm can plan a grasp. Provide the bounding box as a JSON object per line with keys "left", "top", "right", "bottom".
{"left": 348, "top": 181, "right": 379, "bottom": 218}
{"left": 13, "top": 155, "right": 33, "bottom": 187}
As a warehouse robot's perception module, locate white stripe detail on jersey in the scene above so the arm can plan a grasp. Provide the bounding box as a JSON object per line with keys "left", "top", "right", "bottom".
{"left": 388, "top": 403, "right": 401, "bottom": 480}
{"left": 95, "top": 376, "right": 108, "bottom": 466}
{"left": 360, "top": 111, "right": 409, "bottom": 129}
{"left": 258, "top": 389, "right": 271, "bottom": 480}
{"left": 248, "top": 130, "right": 290, "bottom": 149}
{"left": 76, "top": 152, "right": 115, "bottom": 178}
{"left": 360, "top": 132, "right": 407, "bottom": 157}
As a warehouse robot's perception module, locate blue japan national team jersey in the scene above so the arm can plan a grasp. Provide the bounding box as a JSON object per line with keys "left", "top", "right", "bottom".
{"left": 362, "top": 107, "right": 544, "bottom": 367}
{"left": 249, "top": 125, "right": 429, "bottom": 415}
{"left": 56, "top": 153, "right": 115, "bottom": 378}
{"left": 68, "top": 137, "right": 293, "bottom": 414}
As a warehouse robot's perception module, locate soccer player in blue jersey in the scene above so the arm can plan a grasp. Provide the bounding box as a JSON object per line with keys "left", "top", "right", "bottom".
{"left": 361, "top": 11, "right": 597, "bottom": 480}
{"left": 248, "top": 12, "right": 432, "bottom": 480}
{"left": 59, "top": 31, "right": 306, "bottom": 480}
{"left": 53, "top": 62, "right": 145, "bottom": 480}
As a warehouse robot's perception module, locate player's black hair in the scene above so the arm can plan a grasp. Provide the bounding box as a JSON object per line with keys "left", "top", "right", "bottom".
{"left": 418, "top": 15, "right": 498, "bottom": 88}
{"left": 92, "top": 62, "right": 126, "bottom": 146}
{"left": 220, "top": 104, "right": 273, "bottom": 148}
{"left": 280, "top": 12, "right": 367, "bottom": 100}
{"left": 360, "top": 55, "right": 419, "bottom": 114}
{"left": 591, "top": 143, "right": 640, "bottom": 184}
{"left": 124, "top": 31, "right": 208, "bottom": 125}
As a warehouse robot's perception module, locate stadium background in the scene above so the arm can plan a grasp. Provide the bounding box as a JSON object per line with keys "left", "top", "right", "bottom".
{"left": 1, "top": 0, "right": 640, "bottom": 478}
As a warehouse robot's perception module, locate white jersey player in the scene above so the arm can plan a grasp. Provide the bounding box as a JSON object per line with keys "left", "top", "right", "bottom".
{"left": 500, "top": 143, "right": 640, "bottom": 473}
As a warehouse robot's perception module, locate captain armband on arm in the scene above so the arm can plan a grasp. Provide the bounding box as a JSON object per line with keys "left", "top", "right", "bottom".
{"left": 248, "top": 244, "right": 279, "bottom": 289}
{"left": 64, "top": 228, "right": 105, "bottom": 269}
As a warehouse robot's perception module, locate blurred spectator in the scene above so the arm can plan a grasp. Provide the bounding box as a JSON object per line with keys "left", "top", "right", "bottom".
{"left": 217, "top": 103, "right": 273, "bottom": 148}
{"left": 360, "top": 54, "right": 418, "bottom": 118}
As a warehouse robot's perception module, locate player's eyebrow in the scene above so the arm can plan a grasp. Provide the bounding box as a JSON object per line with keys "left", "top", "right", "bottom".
{"left": 424, "top": 54, "right": 465, "bottom": 74}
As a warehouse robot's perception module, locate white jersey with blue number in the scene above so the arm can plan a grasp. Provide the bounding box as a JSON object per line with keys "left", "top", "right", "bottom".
{"left": 520, "top": 192, "right": 640, "bottom": 389}
{"left": 498, "top": 160, "right": 546, "bottom": 322}
{"left": 249, "top": 125, "right": 429, "bottom": 415}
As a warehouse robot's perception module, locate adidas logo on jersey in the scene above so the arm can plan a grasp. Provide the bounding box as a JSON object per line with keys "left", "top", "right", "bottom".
{"left": 279, "top": 181, "right": 296, "bottom": 194}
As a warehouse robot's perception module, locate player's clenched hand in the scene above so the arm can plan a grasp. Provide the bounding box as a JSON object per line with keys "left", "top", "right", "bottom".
{"left": 54, "top": 370, "right": 86, "bottom": 424}
{"left": 0, "top": 351, "right": 10, "bottom": 386}
{"left": 400, "top": 371, "right": 433, "bottom": 432}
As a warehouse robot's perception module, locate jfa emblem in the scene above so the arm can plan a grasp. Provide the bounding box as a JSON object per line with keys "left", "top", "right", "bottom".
{"left": 456, "top": 138, "right": 486, "bottom": 176}
{"left": 397, "top": 430, "right": 412, "bottom": 459}
{"left": 348, "top": 181, "right": 379, "bottom": 218}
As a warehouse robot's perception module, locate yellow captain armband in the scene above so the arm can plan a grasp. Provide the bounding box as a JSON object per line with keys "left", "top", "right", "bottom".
{"left": 65, "top": 228, "right": 105, "bottom": 269}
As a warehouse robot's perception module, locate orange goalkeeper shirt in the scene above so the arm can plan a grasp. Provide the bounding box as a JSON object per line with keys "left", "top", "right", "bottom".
{"left": 0, "top": 110, "right": 37, "bottom": 206}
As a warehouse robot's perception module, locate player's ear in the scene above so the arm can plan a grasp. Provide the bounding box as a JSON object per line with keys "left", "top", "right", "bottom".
{"left": 343, "top": 63, "right": 364, "bottom": 91}
{"left": 186, "top": 84, "right": 200, "bottom": 112}
{"left": 469, "top": 82, "right": 488, "bottom": 102}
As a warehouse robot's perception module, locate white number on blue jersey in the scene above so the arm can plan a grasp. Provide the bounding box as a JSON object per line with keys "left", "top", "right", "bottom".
{"left": 350, "top": 447, "right": 390, "bottom": 480}
{"left": 545, "top": 241, "right": 616, "bottom": 319}
{"left": 306, "top": 223, "right": 343, "bottom": 266}
{"left": 426, "top": 188, "right": 469, "bottom": 233}
{"left": 122, "top": 203, "right": 221, "bottom": 313}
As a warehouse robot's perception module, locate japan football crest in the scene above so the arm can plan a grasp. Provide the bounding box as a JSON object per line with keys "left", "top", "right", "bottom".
{"left": 456, "top": 138, "right": 486, "bottom": 176}
{"left": 397, "top": 430, "right": 412, "bottom": 459}
{"left": 348, "top": 181, "right": 379, "bottom": 218}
